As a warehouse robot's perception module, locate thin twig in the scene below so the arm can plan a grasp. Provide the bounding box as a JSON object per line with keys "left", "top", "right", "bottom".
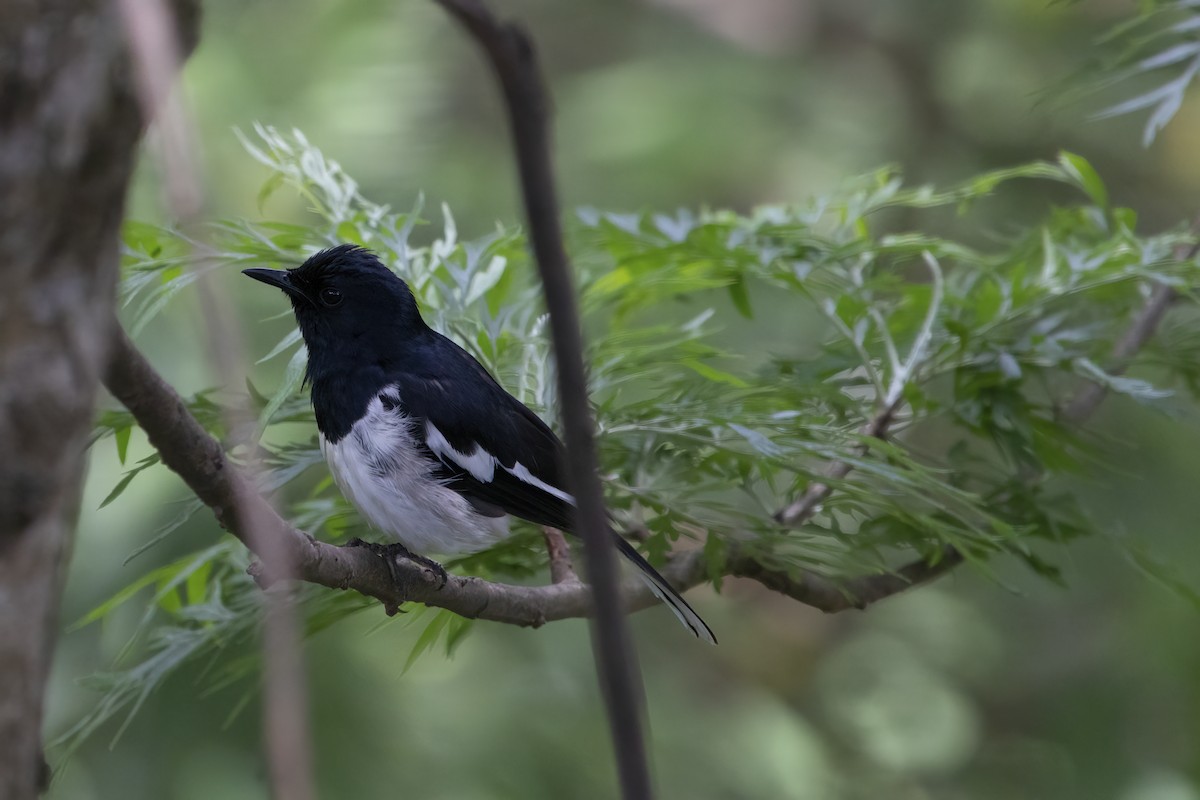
{"left": 816, "top": 297, "right": 887, "bottom": 400}
{"left": 1061, "top": 283, "right": 1178, "bottom": 423}
{"left": 542, "top": 528, "right": 579, "bottom": 584}
{"left": 775, "top": 255, "right": 940, "bottom": 529}
{"left": 725, "top": 545, "right": 964, "bottom": 611}
{"left": 116, "top": 0, "right": 202, "bottom": 218}
{"left": 887, "top": 251, "right": 943, "bottom": 406}
{"left": 115, "top": 5, "right": 315, "bottom": 799}
{"left": 1062, "top": 232, "right": 1198, "bottom": 423}
{"left": 869, "top": 306, "right": 904, "bottom": 386}
{"left": 431, "top": 2, "right": 653, "bottom": 798}
{"left": 774, "top": 396, "right": 903, "bottom": 527}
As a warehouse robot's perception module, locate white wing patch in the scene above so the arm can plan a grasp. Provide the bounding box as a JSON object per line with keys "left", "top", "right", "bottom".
{"left": 504, "top": 461, "right": 575, "bottom": 504}
{"left": 425, "top": 422, "right": 576, "bottom": 505}
{"left": 425, "top": 422, "right": 497, "bottom": 483}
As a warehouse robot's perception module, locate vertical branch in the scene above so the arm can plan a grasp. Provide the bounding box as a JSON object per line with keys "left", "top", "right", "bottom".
{"left": 542, "top": 527, "right": 579, "bottom": 584}
{"left": 114, "top": 5, "right": 316, "bottom": 799}
{"left": 115, "top": 0, "right": 203, "bottom": 218}
{"left": 434, "top": 2, "right": 654, "bottom": 798}
{"left": 1062, "top": 235, "right": 1198, "bottom": 423}
{"left": 1061, "top": 283, "right": 1177, "bottom": 423}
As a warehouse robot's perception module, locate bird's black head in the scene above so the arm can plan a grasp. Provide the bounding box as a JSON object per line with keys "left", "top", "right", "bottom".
{"left": 243, "top": 244, "right": 428, "bottom": 385}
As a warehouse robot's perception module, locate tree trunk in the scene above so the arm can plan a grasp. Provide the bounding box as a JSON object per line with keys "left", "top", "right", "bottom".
{"left": 0, "top": 2, "right": 195, "bottom": 796}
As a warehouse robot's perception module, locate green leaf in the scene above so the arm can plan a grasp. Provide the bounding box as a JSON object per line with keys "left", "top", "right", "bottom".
{"left": 444, "top": 615, "right": 474, "bottom": 657}
{"left": 727, "top": 274, "right": 753, "bottom": 318}
{"left": 1058, "top": 151, "right": 1109, "bottom": 208}
{"left": 68, "top": 568, "right": 170, "bottom": 632}
{"left": 1073, "top": 358, "right": 1173, "bottom": 402}
{"left": 703, "top": 533, "right": 727, "bottom": 592}
{"left": 997, "top": 352, "right": 1023, "bottom": 381}
{"left": 403, "top": 611, "right": 452, "bottom": 674}
{"left": 156, "top": 578, "right": 183, "bottom": 615}
{"left": 123, "top": 221, "right": 168, "bottom": 257}
{"left": 465, "top": 255, "right": 508, "bottom": 306}
{"left": 69, "top": 541, "right": 235, "bottom": 632}
{"left": 256, "top": 328, "right": 303, "bottom": 365}
{"left": 123, "top": 499, "right": 205, "bottom": 565}
{"left": 681, "top": 359, "right": 750, "bottom": 388}
{"left": 99, "top": 454, "right": 160, "bottom": 509}
{"left": 185, "top": 560, "right": 212, "bottom": 607}
{"left": 256, "top": 171, "right": 286, "bottom": 213}
{"left": 129, "top": 270, "right": 200, "bottom": 335}
{"left": 728, "top": 423, "right": 785, "bottom": 457}
{"left": 114, "top": 426, "right": 131, "bottom": 465}
{"left": 1122, "top": 536, "right": 1200, "bottom": 609}
{"left": 260, "top": 344, "right": 308, "bottom": 427}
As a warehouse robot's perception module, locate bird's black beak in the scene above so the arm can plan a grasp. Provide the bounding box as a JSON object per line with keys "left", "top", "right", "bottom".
{"left": 242, "top": 268, "right": 310, "bottom": 303}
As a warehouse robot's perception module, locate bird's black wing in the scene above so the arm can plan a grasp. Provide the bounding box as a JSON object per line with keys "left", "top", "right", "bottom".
{"left": 387, "top": 338, "right": 575, "bottom": 531}
{"left": 388, "top": 334, "right": 717, "bottom": 645}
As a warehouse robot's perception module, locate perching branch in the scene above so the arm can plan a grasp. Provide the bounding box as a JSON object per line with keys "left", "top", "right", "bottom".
{"left": 543, "top": 528, "right": 579, "bottom": 585}
{"left": 102, "top": 325, "right": 955, "bottom": 625}
{"left": 726, "top": 544, "right": 964, "bottom": 611}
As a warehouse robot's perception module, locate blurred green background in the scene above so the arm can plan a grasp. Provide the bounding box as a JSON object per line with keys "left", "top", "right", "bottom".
{"left": 46, "top": 1, "right": 1200, "bottom": 798}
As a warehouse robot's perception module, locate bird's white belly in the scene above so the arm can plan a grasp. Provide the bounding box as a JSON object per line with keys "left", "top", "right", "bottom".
{"left": 320, "top": 397, "right": 510, "bottom": 556}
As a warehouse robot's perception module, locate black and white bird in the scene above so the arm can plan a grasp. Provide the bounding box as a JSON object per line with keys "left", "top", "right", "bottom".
{"left": 244, "top": 244, "right": 716, "bottom": 644}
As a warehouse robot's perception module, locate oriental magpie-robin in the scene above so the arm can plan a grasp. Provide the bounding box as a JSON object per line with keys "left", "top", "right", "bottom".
{"left": 244, "top": 244, "right": 716, "bottom": 643}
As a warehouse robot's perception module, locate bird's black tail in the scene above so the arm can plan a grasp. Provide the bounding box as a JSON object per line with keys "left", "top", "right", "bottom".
{"left": 613, "top": 535, "right": 717, "bottom": 645}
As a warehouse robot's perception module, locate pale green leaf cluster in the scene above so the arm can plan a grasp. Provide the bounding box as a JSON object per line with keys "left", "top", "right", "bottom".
{"left": 1073, "top": 0, "right": 1200, "bottom": 146}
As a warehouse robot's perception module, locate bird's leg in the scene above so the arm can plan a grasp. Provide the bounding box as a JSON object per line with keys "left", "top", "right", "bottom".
{"left": 345, "top": 538, "right": 449, "bottom": 590}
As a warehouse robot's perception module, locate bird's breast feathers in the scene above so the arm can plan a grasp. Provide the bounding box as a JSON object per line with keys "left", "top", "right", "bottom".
{"left": 319, "top": 390, "right": 509, "bottom": 555}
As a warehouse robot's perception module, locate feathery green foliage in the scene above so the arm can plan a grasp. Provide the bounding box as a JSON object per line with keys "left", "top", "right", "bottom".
{"left": 1074, "top": 0, "right": 1200, "bottom": 146}
{"left": 61, "top": 123, "right": 1200, "bottom": 759}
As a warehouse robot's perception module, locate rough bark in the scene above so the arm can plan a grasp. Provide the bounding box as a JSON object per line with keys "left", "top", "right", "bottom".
{"left": 0, "top": 3, "right": 196, "bottom": 796}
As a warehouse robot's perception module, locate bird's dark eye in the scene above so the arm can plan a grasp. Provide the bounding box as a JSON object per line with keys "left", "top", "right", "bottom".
{"left": 319, "top": 287, "right": 343, "bottom": 307}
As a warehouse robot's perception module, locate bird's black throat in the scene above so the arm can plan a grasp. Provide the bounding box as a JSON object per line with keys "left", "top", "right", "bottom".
{"left": 254, "top": 245, "right": 430, "bottom": 442}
